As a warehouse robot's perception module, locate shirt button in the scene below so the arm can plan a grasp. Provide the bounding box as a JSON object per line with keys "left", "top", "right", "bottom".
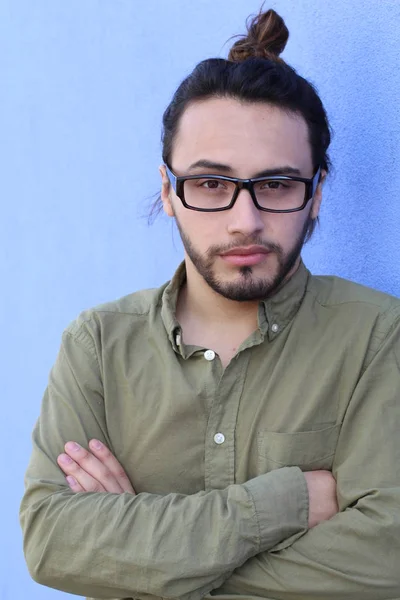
{"left": 214, "top": 432, "right": 225, "bottom": 445}
{"left": 271, "top": 323, "right": 279, "bottom": 333}
{"left": 204, "top": 349, "right": 215, "bottom": 361}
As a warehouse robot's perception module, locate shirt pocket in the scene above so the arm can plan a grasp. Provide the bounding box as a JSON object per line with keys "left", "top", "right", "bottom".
{"left": 257, "top": 424, "right": 340, "bottom": 473}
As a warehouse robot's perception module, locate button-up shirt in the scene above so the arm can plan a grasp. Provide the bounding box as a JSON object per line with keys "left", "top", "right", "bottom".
{"left": 20, "top": 261, "right": 400, "bottom": 600}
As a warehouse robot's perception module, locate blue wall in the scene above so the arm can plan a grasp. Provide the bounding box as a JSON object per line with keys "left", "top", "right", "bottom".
{"left": 2, "top": 1, "right": 400, "bottom": 598}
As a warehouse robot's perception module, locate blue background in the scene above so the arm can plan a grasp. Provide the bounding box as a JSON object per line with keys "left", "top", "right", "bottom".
{"left": 2, "top": 1, "right": 400, "bottom": 598}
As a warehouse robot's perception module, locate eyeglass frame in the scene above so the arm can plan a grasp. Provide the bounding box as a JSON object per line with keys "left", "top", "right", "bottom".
{"left": 165, "top": 164, "right": 321, "bottom": 213}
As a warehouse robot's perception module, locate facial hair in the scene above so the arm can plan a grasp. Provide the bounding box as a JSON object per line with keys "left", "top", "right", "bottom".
{"left": 175, "top": 214, "right": 313, "bottom": 302}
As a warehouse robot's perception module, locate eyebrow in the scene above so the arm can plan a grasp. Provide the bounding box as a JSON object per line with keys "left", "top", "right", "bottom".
{"left": 187, "top": 159, "right": 302, "bottom": 178}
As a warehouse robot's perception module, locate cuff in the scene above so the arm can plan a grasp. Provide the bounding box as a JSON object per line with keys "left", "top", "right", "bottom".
{"left": 244, "top": 466, "right": 309, "bottom": 552}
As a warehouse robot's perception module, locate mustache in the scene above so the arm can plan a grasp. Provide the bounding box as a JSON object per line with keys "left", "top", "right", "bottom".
{"left": 207, "top": 238, "right": 282, "bottom": 256}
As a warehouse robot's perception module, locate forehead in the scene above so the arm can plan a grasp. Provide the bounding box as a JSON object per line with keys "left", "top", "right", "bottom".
{"left": 171, "top": 97, "right": 313, "bottom": 176}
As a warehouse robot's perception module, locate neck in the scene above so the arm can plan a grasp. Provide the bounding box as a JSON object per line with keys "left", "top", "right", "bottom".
{"left": 175, "top": 256, "right": 301, "bottom": 366}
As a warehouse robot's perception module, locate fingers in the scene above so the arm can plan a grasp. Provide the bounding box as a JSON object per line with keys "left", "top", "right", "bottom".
{"left": 57, "top": 442, "right": 124, "bottom": 494}
{"left": 88, "top": 439, "right": 135, "bottom": 493}
{"left": 58, "top": 451, "right": 107, "bottom": 492}
{"left": 57, "top": 441, "right": 136, "bottom": 495}
{"left": 66, "top": 475, "right": 85, "bottom": 493}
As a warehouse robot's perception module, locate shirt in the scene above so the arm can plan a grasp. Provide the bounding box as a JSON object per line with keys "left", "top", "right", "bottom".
{"left": 20, "top": 260, "right": 400, "bottom": 600}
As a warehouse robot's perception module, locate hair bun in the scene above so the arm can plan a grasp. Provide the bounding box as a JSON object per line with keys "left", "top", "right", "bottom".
{"left": 228, "top": 8, "right": 289, "bottom": 63}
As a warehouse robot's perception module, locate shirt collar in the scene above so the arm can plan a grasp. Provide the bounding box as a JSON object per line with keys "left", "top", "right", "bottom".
{"left": 161, "top": 260, "right": 310, "bottom": 349}
{"left": 161, "top": 262, "right": 187, "bottom": 352}
{"left": 259, "top": 260, "right": 310, "bottom": 341}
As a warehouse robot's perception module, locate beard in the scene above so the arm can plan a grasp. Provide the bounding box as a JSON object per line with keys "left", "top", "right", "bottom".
{"left": 175, "top": 215, "right": 313, "bottom": 302}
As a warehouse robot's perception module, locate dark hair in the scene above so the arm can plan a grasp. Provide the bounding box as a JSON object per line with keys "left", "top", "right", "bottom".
{"left": 149, "top": 8, "right": 331, "bottom": 227}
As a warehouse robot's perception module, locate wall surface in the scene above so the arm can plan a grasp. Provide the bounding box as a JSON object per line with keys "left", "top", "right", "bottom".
{"left": 1, "top": 0, "right": 400, "bottom": 598}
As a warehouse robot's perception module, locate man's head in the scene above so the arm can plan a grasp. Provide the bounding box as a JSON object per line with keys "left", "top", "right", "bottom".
{"left": 157, "top": 8, "right": 331, "bottom": 301}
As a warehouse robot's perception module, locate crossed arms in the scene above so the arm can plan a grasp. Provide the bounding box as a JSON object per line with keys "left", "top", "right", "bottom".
{"left": 20, "top": 319, "right": 400, "bottom": 600}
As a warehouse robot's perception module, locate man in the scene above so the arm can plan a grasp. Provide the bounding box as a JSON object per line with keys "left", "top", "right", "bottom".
{"left": 21, "top": 7, "right": 400, "bottom": 600}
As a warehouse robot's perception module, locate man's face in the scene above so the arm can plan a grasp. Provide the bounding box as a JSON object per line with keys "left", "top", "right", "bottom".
{"left": 161, "top": 98, "right": 323, "bottom": 302}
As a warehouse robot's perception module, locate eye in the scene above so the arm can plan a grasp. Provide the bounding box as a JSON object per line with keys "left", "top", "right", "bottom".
{"left": 199, "top": 179, "right": 226, "bottom": 189}
{"left": 260, "top": 180, "right": 286, "bottom": 190}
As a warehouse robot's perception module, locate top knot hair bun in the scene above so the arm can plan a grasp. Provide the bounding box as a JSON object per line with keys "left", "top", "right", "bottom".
{"left": 228, "top": 8, "right": 289, "bottom": 63}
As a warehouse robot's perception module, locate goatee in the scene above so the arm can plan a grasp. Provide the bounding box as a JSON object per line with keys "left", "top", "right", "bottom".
{"left": 175, "top": 215, "right": 313, "bottom": 302}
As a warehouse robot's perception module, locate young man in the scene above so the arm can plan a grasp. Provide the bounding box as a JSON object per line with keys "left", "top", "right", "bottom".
{"left": 21, "top": 8, "right": 400, "bottom": 600}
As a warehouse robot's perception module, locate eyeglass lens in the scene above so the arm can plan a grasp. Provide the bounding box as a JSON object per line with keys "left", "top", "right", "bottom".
{"left": 183, "top": 177, "right": 307, "bottom": 210}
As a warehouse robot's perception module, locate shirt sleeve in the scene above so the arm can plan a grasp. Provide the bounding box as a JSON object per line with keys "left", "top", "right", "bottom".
{"left": 209, "top": 311, "right": 400, "bottom": 600}
{"left": 20, "top": 319, "right": 308, "bottom": 600}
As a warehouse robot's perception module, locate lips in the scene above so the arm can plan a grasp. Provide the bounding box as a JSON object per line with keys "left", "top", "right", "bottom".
{"left": 220, "top": 246, "right": 270, "bottom": 266}
{"left": 220, "top": 246, "right": 269, "bottom": 257}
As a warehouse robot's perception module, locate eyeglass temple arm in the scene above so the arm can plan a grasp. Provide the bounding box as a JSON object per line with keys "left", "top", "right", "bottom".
{"left": 165, "top": 165, "right": 177, "bottom": 192}
{"left": 311, "top": 167, "right": 321, "bottom": 198}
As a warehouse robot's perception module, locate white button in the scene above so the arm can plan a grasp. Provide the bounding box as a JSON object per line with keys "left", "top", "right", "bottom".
{"left": 204, "top": 349, "right": 215, "bottom": 361}
{"left": 214, "top": 432, "right": 225, "bottom": 444}
{"left": 271, "top": 323, "right": 279, "bottom": 333}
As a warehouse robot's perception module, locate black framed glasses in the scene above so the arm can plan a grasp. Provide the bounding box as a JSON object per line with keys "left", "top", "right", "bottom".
{"left": 165, "top": 164, "right": 321, "bottom": 213}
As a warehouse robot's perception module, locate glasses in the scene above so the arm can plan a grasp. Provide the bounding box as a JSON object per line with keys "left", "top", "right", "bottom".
{"left": 165, "top": 164, "right": 321, "bottom": 213}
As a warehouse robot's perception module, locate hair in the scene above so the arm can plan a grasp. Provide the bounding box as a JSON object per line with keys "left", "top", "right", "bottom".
{"left": 149, "top": 7, "right": 332, "bottom": 232}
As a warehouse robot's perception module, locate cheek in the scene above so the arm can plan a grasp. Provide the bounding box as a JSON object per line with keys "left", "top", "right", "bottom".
{"left": 269, "top": 212, "right": 310, "bottom": 245}
{"left": 177, "top": 209, "right": 222, "bottom": 242}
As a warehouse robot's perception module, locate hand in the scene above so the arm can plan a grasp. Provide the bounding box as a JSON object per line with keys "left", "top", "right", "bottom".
{"left": 57, "top": 439, "right": 135, "bottom": 495}
{"left": 304, "top": 470, "right": 338, "bottom": 528}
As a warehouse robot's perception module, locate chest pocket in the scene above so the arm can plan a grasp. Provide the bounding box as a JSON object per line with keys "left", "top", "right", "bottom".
{"left": 257, "top": 424, "right": 340, "bottom": 473}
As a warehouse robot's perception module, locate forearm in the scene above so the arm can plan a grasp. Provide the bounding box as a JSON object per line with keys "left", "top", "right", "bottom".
{"left": 21, "top": 467, "right": 308, "bottom": 600}
{"left": 212, "top": 491, "right": 400, "bottom": 600}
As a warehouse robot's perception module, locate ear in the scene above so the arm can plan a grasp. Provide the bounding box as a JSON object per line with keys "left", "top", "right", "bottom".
{"left": 159, "top": 165, "right": 175, "bottom": 217}
{"left": 310, "top": 169, "right": 326, "bottom": 220}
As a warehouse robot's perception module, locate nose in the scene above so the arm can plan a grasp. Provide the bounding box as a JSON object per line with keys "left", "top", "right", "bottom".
{"left": 226, "top": 188, "right": 265, "bottom": 236}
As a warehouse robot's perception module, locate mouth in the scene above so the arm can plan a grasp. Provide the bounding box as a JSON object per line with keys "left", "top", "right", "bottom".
{"left": 220, "top": 246, "right": 271, "bottom": 267}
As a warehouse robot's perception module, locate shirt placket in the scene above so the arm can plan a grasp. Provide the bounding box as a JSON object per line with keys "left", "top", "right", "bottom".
{"left": 203, "top": 351, "right": 251, "bottom": 491}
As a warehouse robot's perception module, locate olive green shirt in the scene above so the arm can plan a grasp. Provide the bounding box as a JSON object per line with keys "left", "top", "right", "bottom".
{"left": 20, "top": 261, "right": 400, "bottom": 600}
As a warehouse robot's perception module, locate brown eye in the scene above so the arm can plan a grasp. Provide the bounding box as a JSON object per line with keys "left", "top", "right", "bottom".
{"left": 261, "top": 181, "right": 283, "bottom": 190}
{"left": 202, "top": 180, "right": 223, "bottom": 189}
